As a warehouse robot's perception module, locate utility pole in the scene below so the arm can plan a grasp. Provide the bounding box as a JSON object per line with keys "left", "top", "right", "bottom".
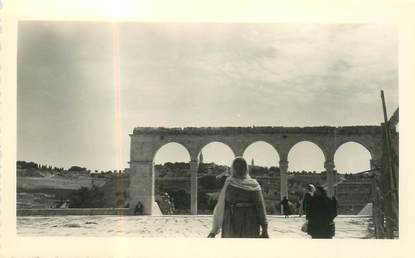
{"left": 380, "top": 90, "right": 399, "bottom": 238}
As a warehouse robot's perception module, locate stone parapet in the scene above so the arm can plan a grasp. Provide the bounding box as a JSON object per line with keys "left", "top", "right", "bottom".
{"left": 133, "top": 125, "right": 382, "bottom": 136}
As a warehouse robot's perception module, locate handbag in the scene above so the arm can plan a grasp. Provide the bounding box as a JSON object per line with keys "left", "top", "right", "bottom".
{"left": 301, "top": 221, "right": 308, "bottom": 233}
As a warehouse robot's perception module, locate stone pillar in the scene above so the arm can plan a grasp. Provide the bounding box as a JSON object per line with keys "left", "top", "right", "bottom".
{"left": 370, "top": 159, "right": 376, "bottom": 170}
{"left": 325, "top": 160, "right": 335, "bottom": 197}
{"left": 233, "top": 147, "right": 244, "bottom": 158}
{"left": 190, "top": 159, "right": 199, "bottom": 215}
{"left": 279, "top": 159, "right": 289, "bottom": 203}
{"left": 129, "top": 160, "right": 154, "bottom": 215}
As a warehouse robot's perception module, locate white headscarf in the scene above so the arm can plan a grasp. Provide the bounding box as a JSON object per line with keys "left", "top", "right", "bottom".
{"left": 210, "top": 158, "right": 261, "bottom": 235}
{"left": 308, "top": 184, "right": 316, "bottom": 196}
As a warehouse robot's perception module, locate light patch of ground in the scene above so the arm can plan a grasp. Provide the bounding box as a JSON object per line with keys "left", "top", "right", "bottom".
{"left": 17, "top": 176, "right": 107, "bottom": 190}
{"left": 17, "top": 215, "right": 373, "bottom": 238}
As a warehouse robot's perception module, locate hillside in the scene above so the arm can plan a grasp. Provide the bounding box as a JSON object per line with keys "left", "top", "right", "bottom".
{"left": 17, "top": 167, "right": 108, "bottom": 209}
{"left": 16, "top": 161, "right": 373, "bottom": 214}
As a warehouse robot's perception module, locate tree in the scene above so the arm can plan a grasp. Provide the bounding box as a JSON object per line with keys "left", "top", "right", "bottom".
{"left": 69, "top": 166, "right": 87, "bottom": 171}
{"left": 168, "top": 190, "right": 190, "bottom": 211}
{"left": 16, "top": 161, "right": 38, "bottom": 169}
{"left": 199, "top": 175, "right": 221, "bottom": 190}
{"left": 68, "top": 185, "right": 105, "bottom": 208}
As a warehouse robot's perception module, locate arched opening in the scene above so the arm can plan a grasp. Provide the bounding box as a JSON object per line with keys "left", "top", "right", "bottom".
{"left": 153, "top": 142, "right": 191, "bottom": 164}
{"left": 334, "top": 142, "right": 371, "bottom": 174}
{"left": 197, "top": 141, "right": 235, "bottom": 214}
{"left": 288, "top": 141, "right": 325, "bottom": 173}
{"left": 243, "top": 141, "right": 280, "bottom": 214}
{"left": 334, "top": 141, "right": 373, "bottom": 215}
{"left": 153, "top": 142, "right": 191, "bottom": 215}
{"left": 287, "top": 141, "right": 326, "bottom": 214}
{"left": 243, "top": 141, "right": 280, "bottom": 168}
{"left": 199, "top": 141, "right": 235, "bottom": 166}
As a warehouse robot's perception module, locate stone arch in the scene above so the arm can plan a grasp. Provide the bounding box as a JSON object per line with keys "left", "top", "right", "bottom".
{"left": 242, "top": 140, "right": 281, "bottom": 167}
{"left": 129, "top": 126, "right": 386, "bottom": 214}
{"left": 287, "top": 140, "right": 327, "bottom": 166}
{"left": 152, "top": 141, "right": 191, "bottom": 214}
{"left": 197, "top": 141, "right": 236, "bottom": 166}
{"left": 152, "top": 141, "right": 192, "bottom": 164}
{"left": 334, "top": 139, "right": 374, "bottom": 159}
{"left": 334, "top": 141, "right": 373, "bottom": 173}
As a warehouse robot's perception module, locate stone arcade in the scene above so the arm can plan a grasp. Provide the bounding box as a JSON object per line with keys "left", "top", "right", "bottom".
{"left": 129, "top": 126, "right": 384, "bottom": 215}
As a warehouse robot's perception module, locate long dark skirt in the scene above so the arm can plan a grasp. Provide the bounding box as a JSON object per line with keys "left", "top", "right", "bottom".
{"left": 221, "top": 185, "right": 267, "bottom": 238}
{"left": 307, "top": 195, "right": 337, "bottom": 239}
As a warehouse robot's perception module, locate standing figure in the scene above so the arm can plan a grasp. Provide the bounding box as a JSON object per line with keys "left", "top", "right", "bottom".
{"left": 208, "top": 157, "right": 269, "bottom": 238}
{"left": 302, "top": 184, "right": 316, "bottom": 219}
{"left": 307, "top": 186, "right": 338, "bottom": 239}
{"left": 134, "top": 201, "right": 144, "bottom": 215}
{"left": 280, "top": 197, "right": 291, "bottom": 218}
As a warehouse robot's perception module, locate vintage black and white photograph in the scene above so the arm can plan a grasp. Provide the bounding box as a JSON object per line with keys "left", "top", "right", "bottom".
{"left": 15, "top": 22, "right": 399, "bottom": 239}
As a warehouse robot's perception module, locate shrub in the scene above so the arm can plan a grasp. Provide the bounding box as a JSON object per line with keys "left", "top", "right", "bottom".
{"left": 68, "top": 185, "right": 105, "bottom": 208}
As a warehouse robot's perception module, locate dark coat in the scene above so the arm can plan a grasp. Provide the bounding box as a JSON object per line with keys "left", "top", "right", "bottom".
{"left": 303, "top": 193, "right": 312, "bottom": 219}
{"left": 307, "top": 195, "right": 337, "bottom": 238}
{"left": 221, "top": 184, "right": 268, "bottom": 238}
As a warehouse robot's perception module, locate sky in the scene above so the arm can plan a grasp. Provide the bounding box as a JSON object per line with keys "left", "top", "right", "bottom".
{"left": 17, "top": 22, "right": 398, "bottom": 173}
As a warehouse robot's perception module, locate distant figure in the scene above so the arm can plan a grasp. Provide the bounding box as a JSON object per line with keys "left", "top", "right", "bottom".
{"left": 302, "top": 184, "right": 316, "bottom": 219}
{"left": 296, "top": 201, "right": 302, "bottom": 217}
{"left": 281, "top": 197, "right": 291, "bottom": 218}
{"left": 160, "top": 192, "right": 172, "bottom": 214}
{"left": 208, "top": 157, "right": 268, "bottom": 238}
{"left": 59, "top": 201, "right": 69, "bottom": 208}
{"left": 170, "top": 197, "right": 176, "bottom": 213}
{"left": 307, "top": 186, "right": 338, "bottom": 239}
{"left": 134, "top": 201, "right": 144, "bottom": 215}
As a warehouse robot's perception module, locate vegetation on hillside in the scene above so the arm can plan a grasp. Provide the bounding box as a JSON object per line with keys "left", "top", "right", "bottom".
{"left": 17, "top": 160, "right": 373, "bottom": 214}
{"left": 68, "top": 185, "right": 106, "bottom": 208}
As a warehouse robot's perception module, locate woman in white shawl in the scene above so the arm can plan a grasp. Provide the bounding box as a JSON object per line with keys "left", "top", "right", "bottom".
{"left": 208, "top": 157, "right": 269, "bottom": 238}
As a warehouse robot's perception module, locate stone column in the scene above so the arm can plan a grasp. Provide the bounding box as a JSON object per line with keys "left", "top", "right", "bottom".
{"left": 233, "top": 147, "right": 244, "bottom": 158}
{"left": 129, "top": 160, "right": 154, "bottom": 215}
{"left": 325, "top": 160, "right": 335, "bottom": 197}
{"left": 279, "top": 160, "right": 289, "bottom": 208}
{"left": 190, "top": 159, "right": 199, "bottom": 215}
{"left": 370, "top": 159, "right": 376, "bottom": 170}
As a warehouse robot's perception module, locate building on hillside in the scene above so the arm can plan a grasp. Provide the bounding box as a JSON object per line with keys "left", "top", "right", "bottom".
{"left": 334, "top": 174, "right": 373, "bottom": 215}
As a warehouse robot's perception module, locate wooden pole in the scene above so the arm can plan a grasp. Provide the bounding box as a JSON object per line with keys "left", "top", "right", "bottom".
{"left": 380, "top": 90, "right": 399, "bottom": 238}
{"left": 381, "top": 91, "right": 398, "bottom": 195}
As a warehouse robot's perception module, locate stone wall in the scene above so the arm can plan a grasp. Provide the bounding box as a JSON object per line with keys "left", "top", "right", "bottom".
{"left": 133, "top": 126, "right": 382, "bottom": 135}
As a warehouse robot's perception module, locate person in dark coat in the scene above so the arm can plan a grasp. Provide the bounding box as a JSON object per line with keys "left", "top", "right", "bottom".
{"left": 307, "top": 186, "right": 337, "bottom": 239}
{"left": 302, "top": 184, "right": 315, "bottom": 219}
{"left": 134, "top": 201, "right": 143, "bottom": 215}
{"left": 280, "top": 196, "right": 291, "bottom": 218}
{"left": 208, "top": 157, "right": 268, "bottom": 238}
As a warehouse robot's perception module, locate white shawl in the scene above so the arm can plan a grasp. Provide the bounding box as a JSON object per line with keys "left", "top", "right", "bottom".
{"left": 210, "top": 176, "right": 261, "bottom": 235}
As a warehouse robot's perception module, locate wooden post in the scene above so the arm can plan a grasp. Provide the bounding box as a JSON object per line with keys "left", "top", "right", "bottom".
{"left": 370, "top": 160, "right": 384, "bottom": 238}
{"left": 380, "top": 90, "right": 399, "bottom": 238}
{"left": 381, "top": 91, "right": 398, "bottom": 200}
